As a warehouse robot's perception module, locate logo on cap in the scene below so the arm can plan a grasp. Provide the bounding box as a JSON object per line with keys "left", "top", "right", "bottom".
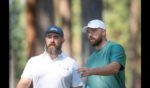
{"left": 51, "top": 27, "right": 58, "bottom": 31}
{"left": 45, "top": 26, "right": 64, "bottom": 37}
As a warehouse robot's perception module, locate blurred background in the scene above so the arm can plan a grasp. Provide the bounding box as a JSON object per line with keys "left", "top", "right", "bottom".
{"left": 9, "top": 0, "right": 141, "bottom": 88}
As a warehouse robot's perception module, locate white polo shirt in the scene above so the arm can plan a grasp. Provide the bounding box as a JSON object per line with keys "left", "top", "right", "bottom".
{"left": 21, "top": 51, "right": 83, "bottom": 88}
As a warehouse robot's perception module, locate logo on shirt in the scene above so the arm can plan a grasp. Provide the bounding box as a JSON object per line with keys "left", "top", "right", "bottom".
{"left": 59, "top": 64, "right": 69, "bottom": 70}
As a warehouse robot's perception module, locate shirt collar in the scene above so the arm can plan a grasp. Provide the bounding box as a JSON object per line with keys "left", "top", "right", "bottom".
{"left": 43, "top": 51, "right": 67, "bottom": 61}
{"left": 96, "top": 41, "right": 109, "bottom": 53}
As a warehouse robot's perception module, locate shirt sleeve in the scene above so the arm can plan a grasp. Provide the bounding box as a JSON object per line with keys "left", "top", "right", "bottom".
{"left": 110, "top": 44, "right": 126, "bottom": 70}
{"left": 71, "top": 61, "right": 83, "bottom": 87}
{"left": 21, "top": 58, "right": 34, "bottom": 80}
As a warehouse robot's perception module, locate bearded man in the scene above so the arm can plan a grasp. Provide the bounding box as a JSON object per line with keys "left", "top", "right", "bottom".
{"left": 79, "top": 19, "right": 126, "bottom": 88}
{"left": 17, "top": 26, "right": 83, "bottom": 88}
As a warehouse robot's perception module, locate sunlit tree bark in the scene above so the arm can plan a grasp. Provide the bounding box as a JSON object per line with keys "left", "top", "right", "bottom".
{"left": 26, "top": 0, "right": 39, "bottom": 59}
{"left": 9, "top": 50, "right": 15, "bottom": 88}
{"left": 27, "top": 0, "right": 72, "bottom": 58}
{"left": 53, "top": 0, "right": 72, "bottom": 56}
{"left": 130, "top": 0, "right": 141, "bottom": 88}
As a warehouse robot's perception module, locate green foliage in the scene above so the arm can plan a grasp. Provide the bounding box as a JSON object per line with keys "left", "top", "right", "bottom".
{"left": 102, "top": 0, "right": 133, "bottom": 88}
{"left": 71, "top": 0, "right": 82, "bottom": 64}
{"left": 103, "top": 0, "right": 141, "bottom": 88}
{"left": 9, "top": 0, "right": 27, "bottom": 81}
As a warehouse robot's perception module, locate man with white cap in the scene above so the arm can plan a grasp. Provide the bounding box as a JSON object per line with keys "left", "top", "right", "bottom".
{"left": 79, "top": 19, "right": 126, "bottom": 88}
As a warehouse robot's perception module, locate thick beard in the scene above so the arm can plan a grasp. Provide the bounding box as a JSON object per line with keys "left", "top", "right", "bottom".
{"left": 91, "top": 37, "right": 102, "bottom": 47}
{"left": 89, "top": 35, "right": 102, "bottom": 47}
{"left": 46, "top": 45, "right": 61, "bottom": 55}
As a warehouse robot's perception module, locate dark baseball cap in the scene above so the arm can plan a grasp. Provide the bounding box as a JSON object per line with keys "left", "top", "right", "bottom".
{"left": 45, "top": 26, "right": 64, "bottom": 37}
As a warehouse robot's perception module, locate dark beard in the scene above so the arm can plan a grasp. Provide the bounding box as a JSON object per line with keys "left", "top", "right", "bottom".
{"left": 92, "top": 37, "right": 102, "bottom": 47}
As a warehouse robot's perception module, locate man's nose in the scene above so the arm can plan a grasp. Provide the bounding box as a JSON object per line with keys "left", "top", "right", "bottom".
{"left": 88, "top": 32, "right": 92, "bottom": 37}
{"left": 50, "top": 37, "right": 55, "bottom": 42}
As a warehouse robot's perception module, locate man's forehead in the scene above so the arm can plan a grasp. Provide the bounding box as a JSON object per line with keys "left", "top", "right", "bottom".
{"left": 87, "top": 28, "right": 99, "bottom": 30}
{"left": 87, "top": 28, "right": 104, "bottom": 31}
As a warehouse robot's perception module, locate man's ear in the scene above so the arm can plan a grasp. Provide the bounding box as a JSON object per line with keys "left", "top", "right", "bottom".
{"left": 102, "top": 30, "right": 106, "bottom": 36}
{"left": 62, "top": 38, "right": 65, "bottom": 43}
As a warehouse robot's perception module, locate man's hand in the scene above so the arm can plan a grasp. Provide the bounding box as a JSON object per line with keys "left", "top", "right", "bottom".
{"left": 79, "top": 67, "right": 92, "bottom": 77}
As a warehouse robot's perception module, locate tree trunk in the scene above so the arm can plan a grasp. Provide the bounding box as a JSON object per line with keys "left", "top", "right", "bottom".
{"left": 9, "top": 50, "right": 15, "bottom": 88}
{"left": 26, "top": 0, "right": 40, "bottom": 59}
{"left": 81, "top": 0, "right": 103, "bottom": 65}
{"left": 130, "top": 0, "right": 141, "bottom": 88}
{"left": 53, "top": 0, "right": 72, "bottom": 56}
{"left": 36, "top": 0, "right": 55, "bottom": 48}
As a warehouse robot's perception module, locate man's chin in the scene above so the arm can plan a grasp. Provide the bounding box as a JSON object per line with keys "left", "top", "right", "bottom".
{"left": 90, "top": 42, "right": 99, "bottom": 47}
{"left": 47, "top": 46, "right": 55, "bottom": 51}
{"left": 49, "top": 46, "right": 56, "bottom": 49}
{"left": 89, "top": 41, "right": 95, "bottom": 45}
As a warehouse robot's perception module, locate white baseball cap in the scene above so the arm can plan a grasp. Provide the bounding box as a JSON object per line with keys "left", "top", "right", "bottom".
{"left": 83, "top": 19, "right": 106, "bottom": 32}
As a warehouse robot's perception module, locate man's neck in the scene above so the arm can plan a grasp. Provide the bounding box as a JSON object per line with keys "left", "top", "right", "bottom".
{"left": 95, "top": 40, "right": 107, "bottom": 50}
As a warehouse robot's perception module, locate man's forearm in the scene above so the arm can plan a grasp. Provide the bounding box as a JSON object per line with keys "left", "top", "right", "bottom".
{"left": 16, "top": 83, "right": 30, "bottom": 88}
{"left": 72, "top": 86, "right": 82, "bottom": 88}
{"left": 90, "top": 62, "right": 121, "bottom": 75}
{"left": 79, "top": 62, "right": 121, "bottom": 76}
{"left": 16, "top": 78, "right": 32, "bottom": 88}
